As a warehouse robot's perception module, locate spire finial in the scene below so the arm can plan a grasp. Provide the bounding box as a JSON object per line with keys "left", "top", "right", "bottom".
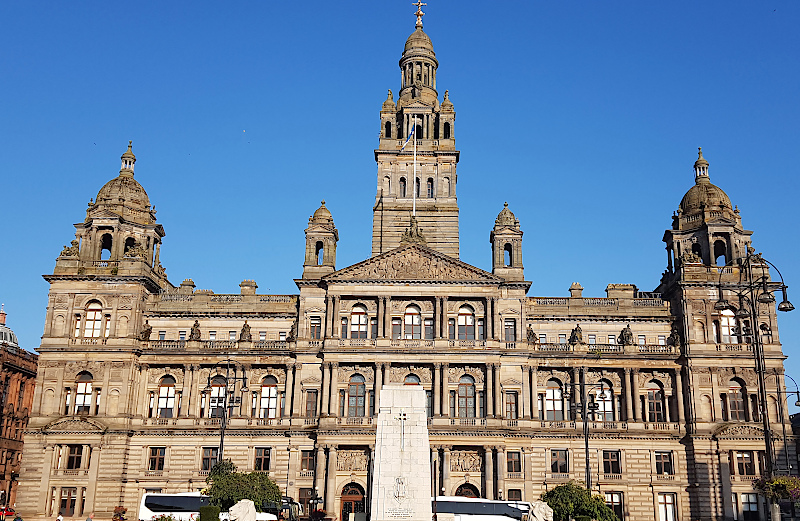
{"left": 413, "top": 0, "right": 426, "bottom": 28}
{"left": 698, "top": 147, "right": 703, "bottom": 160}
{"left": 693, "top": 146, "right": 709, "bottom": 180}
{"left": 128, "top": 140, "right": 133, "bottom": 150}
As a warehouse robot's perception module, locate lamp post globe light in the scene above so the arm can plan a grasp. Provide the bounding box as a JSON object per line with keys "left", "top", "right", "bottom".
{"left": 714, "top": 249, "right": 793, "bottom": 518}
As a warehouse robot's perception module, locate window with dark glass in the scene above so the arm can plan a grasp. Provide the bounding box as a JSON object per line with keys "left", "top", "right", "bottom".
{"left": 602, "top": 450, "right": 621, "bottom": 474}
{"left": 310, "top": 316, "right": 322, "bottom": 339}
{"left": 458, "top": 375, "right": 476, "bottom": 418}
{"left": 348, "top": 375, "right": 366, "bottom": 417}
{"left": 728, "top": 380, "right": 747, "bottom": 421}
{"left": 424, "top": 318, "right": 434, "bottom": 340}
{"left": 66, "top": 445, "right": 83, "bottom": 469}
{"left": 551, "top": 449, "right": 568, "bottom": 473}
{"left": 507, "top": 451, "right": 521, "bottom": 473}
{"left": 254, "top": 447, "right": 270, "bottom": 471}
{"left": 655, "top": 451, "right": 673, "bottom": 475}
{"left": 504, "top": 319, "right": 516, "bottom": 341}
{"left": 301, "top": 450, "right": 315, "bottom": 471}
{"left": 60, "top": 487, "right": 77, "bottom": 517}
{"left": 149, "top": 447, "right": 166, "bottom": 471}
{"left": 392, "top": 318, "right": 402, "bottom": 339}
{"left": 448, "top": 318, "right": 455, "bottom": 340}
{"left": 737, "top": 451, "right": 756, "bottom": 475}
{"left": 742, "top": 493, "right": 758, "bottom": 521}
{"left": 604, "top": 492, "right": 623, "bottom": 520}
{"left": 647, "top": 381, "right": 666, "bottom": 422}
{"left": 370, "top": 318, "right": 378, "bottom": 339}
{"left": 209, "top": 376, "right": 226, "bottom": 418}
{"left": 506, "top": 392, "right": 518, "bottom": 419}
{"left": 305, "top": 390, "right": 318, "bottom": 417}
{"left": 202, "top": 447, "right": 219, "bottom": 471}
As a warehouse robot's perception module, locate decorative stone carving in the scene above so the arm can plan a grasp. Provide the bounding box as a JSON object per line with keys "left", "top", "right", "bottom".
{"left": 587, "top": 370, "right": 621, "bottom": 388}
{"left": 118, "top": 295, "right": 133, "bottom": 310}
{"left": 138, "top": 320, "right": 153, "bottom": 341}
{"left": 618, "top": 324, "right": 635, "bottom": 346}
{"left": 125, "top": 240, "right": 149, "bottom": 259}
{"left": 450, "top": 451, "right": 481, "bottom": 472}
{"left": 189, "top": 320, "right": 201, "bottom": 341}
{"left": 400, "top": 216, "right": 427, "bottom": 246}
{"left": 681, "top": 250, "right": 703, "bottom": 264}
{"left": 338, "top": 365, "right": 375, "bottom": 383}
{"left": 326, "top": 244, "right": 499, "bottom": 282}
{"left": 59, "top": 240, "right": 80, "bottom": 258}
{"left": 337, "top": 450, "right": 369, "bottom": 471}
{"left": 448, "top": 366, "right": 484, "bottom": 384}
{"left": 387, "top": 366, "right": 432, "bottom": 384}
{"left": 667, "top": 325, "right": 681, "bottom": 346}
{"left": 239, "top": 321, "right": 252, "bottom": 342}
{"left": 65, "top": 361, "right": 106, "bottom": 381}
{"left": 148, "top": 371, "right": 184, "bottom": 386}
{"left": 568, "top": 324, "right": 583, "bottom": 345}
{"left": 287, "top": 320, "right": 297, "bottom": 342}
{"left": 54, "top": 294, "right": 69, "bottom": 310}
{"left": 526, "top": 324, "right": 537, "bottom": 343}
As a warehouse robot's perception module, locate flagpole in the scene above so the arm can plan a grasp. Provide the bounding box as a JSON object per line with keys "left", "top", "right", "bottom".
{"left": 412, "top": 118, "right": 417, "bottom": 217}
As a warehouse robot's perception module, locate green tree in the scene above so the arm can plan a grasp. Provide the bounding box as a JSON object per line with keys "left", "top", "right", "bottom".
{"left": 205, "top": 459, "right": 282, "bottom": 512}
{"left": 541, "top": 481, "right": 618, "bottom": 521}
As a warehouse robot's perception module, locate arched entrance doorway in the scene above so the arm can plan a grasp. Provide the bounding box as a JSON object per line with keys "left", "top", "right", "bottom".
{"left": 455, "top": 483, "right": 480, "bottom": 498}
{"left": 340, "top": 483, "right": 366, "bottom": 521}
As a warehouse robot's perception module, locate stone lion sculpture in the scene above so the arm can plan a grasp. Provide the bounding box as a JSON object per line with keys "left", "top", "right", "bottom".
{"left": 229, "top": 499, "right": 256, "bottom": 521}
{"left": 529, "top": 501, "right": 554, "bottom": 521}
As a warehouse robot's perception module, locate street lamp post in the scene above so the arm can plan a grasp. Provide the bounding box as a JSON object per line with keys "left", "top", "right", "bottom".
{"left": 567, "top": 368, "right": 604, "bottom": 492}
{"left": 715, "top": 249, "right": 793, "bottom": 519}
{"left": 204, "top": 357, "right": 249, "bottom": 463}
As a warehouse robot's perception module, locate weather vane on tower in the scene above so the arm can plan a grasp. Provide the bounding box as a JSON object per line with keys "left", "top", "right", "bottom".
{"left": 413, "top": 0, "right": 426, "bottom": 28}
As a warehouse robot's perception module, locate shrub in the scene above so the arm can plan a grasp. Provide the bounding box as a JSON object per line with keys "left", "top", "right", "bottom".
{"left": 541, "top": 481, "right": 618, "bottom": 521}
{"left": 199, "top": 505, "right": 221, "bottom": 521}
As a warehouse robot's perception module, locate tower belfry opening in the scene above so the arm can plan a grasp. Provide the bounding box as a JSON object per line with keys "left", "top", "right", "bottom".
{"left": 372, "top": 6, "right": 460, "bottom": 258}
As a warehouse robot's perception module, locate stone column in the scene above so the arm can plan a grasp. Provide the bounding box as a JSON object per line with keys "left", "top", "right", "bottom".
{"left": 325, "top": 446, "right": 338, "bottom": 513}
{"left": 531, "top": 366, "right": 539, "bottom": 421}
{"left": 431, "top": 446, "right": 439, "bottom": 497}
{"left": 624, "top": 368, "right": 634, "bottom": 422}
{"left": 494, "top": 364, "right": 502, "bottom": 418}
{"left": 179, "top": 365, "right": 192, "bottom": 417}
{"left": 329, "top": 363, "right": 339, "bottom": 417}
{"left": 375, "top": 362, "right": 383, "bottom": 410}
{"left": 521, "top": 365, "right": 531, "bottom": 420}
{"left": 442, "top": 297, "right": 449, "bottom": 339}
{"left": 377, "top": 298, "right": 384, "bottom": 339}
{"left": 433, "top": 363, "right": 441, "bottom": 417}
{"left": 710, "top": 369, "right": 720, "bottom": 422}
{"left": 442, "top": 446, "right": 452, "bottom": 495}
{"left": 442, "top": 364, "right": 450, "bottom": 417}
{"left": 331, "top": 296, "right": 339, "bottom": 338}
{"left": 675, "top": 368, "right": 685, "bottom": 423}
{"left": 325, "top": 296, "right": 333, "bottom": 338}
{"left": 384, "top": 297, "right": 391, "bottom": 338}
{"left": 632, "top": 369, "right": 641, "bottom": 422}
{"left": 292, "top": 363, "right": 303, "bottom": 418}
{"left": 484, "top": 448, "right": 494, "bottom": 499}
{"left": 321, "top": 363, "right": 331, "bottom": 417}
{"left": 84, "top": 445, "right": 101, "bottom": 513}
{"left": 315, "top": 445, "right": 327, "bottom": 501}
{"left": 284, "top": 364, "right": 295, "bottom": 418}
{"left": 496, "top": 446, "right": 506, "bottom": 499}
{"left": 136, "top": 364, "right": 150, "bottom": 418}
{"left": 492, "top": 298, "right": 500, "bottom": 340}
{"left": 486, "top": 364, "right": 494, "bottom": 417}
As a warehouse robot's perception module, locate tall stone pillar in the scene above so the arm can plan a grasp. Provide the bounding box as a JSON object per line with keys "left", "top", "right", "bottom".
{"left": 292, "top": 363, "right": 303, "bottom": 418}
{"left": 675, "top": 368, "right": 685, "bottom": 423}
{"left": 331, "top": 296, "right": 339, "bottom": 338}
{"left": 321, "top": 363, "right": 331, "bottom": 417}
{"left": 632, "top": 369, "right": 641, "bottom": 422}
{"left": 136, "top": 364, "right": 150, "bottom": 418}
{"left": 179, "top": 365, "right": 192, "bottom": 416}
{"left": 432, "top": 298, "right": 438, "bottom": 339}
{"left": 284, "top": 364, "right": 295, "bottom": 417}
{"left": 523, "top": 448, "right": 533, "bottom": 502}
{"left": 441, "top": 297, "right": 448, "bottom": 339}
{"left": 442, "top": 364, "right": 450, "bottom": 417}
{"left": 329, "top": 363, "right": 339, "bottom": 417}
{"left": 326, "top": 446, "right": 338, "bottom": 513}
{"left": 492, "top": 298, "right": 500, "bottom": 340}
{"left": 494, "top": 364, "right": 502, "bottom": 418}
{"left": 496, "top": 446, "right": 506, "bottom": 499}
{"left": 442, "top": 446, "right": 451, "bottom": 495}
{"left": 484, "top": 448, "right": 494, "bottom": 499}
{"left": 521, "top": 365, "right": 530, "bottom": 420}
{"left": 315, "top": 445, "right": 327, "bottom": 502}
{"left": 531, "top": 366, "right": 539, "bottom": 421}
{"left": 325, "top": 296, "right": 333, "bottom": 338}
{"left": 433, "top": 363, "right": 441, "bottom": 417}
{"left": 84, "top": 445, "right": 101, "bottom": 513}
{"left": 375, "top": 362, "right": 384, "bottom": 410}
{"left": 384, "top": 298, "right": 391, "bottom": 338}
{"left": 710, "top": 368, "right": 720, "bottom": 422}
{"left": 377, "top": 298, "right": 384, "bottom": 339}
{"left": 486, "top": 364, "right": 494, "bottom": 417}
{"left": 624, "top": 368, "right": 634, "bottom": 422}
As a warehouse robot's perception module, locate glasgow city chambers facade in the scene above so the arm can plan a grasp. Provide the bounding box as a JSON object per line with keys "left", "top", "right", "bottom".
{"left": 17, "top": 11, "right": 797, "bottom": 521}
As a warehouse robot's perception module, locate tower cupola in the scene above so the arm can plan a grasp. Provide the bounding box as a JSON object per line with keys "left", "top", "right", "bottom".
{"left": 303, "top": 201, "right": 339, "bottom": 279}
{"left": 490, "top": 202, "right": 524, "bottom": 281}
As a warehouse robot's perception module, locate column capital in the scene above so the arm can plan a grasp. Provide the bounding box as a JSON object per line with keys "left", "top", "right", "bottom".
{"left": 331, "top": 362, "right": 339, "bottom": 369}
{"left": 442, "top": 445, "right": 452, "bottom": 452}
{"left": 624, "top": 367, "right": 632, "bottom": 375}
{"left": 329, "top": 445, "right": 338, "bottom": 452}
{"left": 434, "top": 362, "right": 442, "bottom": 369}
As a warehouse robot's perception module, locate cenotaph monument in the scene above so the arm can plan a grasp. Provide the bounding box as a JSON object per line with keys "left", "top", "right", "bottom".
{"left": 370, "top": 384, "right": 433, "bottom": 521}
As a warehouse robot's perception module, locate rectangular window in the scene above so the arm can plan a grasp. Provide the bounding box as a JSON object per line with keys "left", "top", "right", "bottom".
{"left": 538, "top": 394, "right": 544, "bottom": 419}
{"left": 392, "top": 318, "right": 402, "bottom": 340}
{"left": 655, "top": 451, "right": 674, "bottom": 475}
{"left": 450, "top": 390, "right": 456, "bottom": 417}
{"left": 371, "top": 318, "right": 378, "bottom": 339}
{"left": 340, "top": 318, "right": 348, "bottom": 339}
{"left": 608, "top": 334, "right": 616, "bottom": 344}
{"left": 507, "top": 489, "right": 522, "bottom": 502}
{"left": 448, "top": 318, "right": 455, "bottom": 340}
{"left": 588, "top": 334, "right": 596, "bottom": 344}
{"left": 551, "top": 449, "right": 568, "bottom": 473}
{"left": 159, "top": 331, "right": 166, "bottom": 341}
{"left": 657, "top": 493, "right": 677, "bottom": 521}
{"left": 299, "top": 488, "right": 314, "bottom": 517}
{"left": 301, "top": 450, "right": 315, "bottom": 471}
{"left": 602, "top": 450, "right": 621, "bottom": 474}
{"left": 260, "top": 331, "right": 267, "bottom": 341}
{"left": 539, "top": 333, "right": 547, "bottom": 344}
{"left": 66, "top": 445, "right": 83, "bottom": 469}
{"left": 60, "top": 487, "right": 77, "bottom": 517}
{"left": 742, "top": 493, "right": 758, "bottom": 521}
{"left": 305, "top": 391, "right": 318, "bottom": 417}
{"left": 507, "top": 451, "right": 521, "bottom": 473}
{"left": 179, "top": 330, "right": 187, "bottom": 340}
{"left": 202, "top": 447, "right": 219, "bottom": 471}
{"left": 64, "top": 388, "right": 71, "bottom": 415}
{"left": 424, "top": 318, "right": 434, "bottom": 340}
{"left": 426, "top": 390, "right": 433, "bottom": 417}
{"left": 504, "top": 319, "right": 516, "bottom": 341}
{"left": 369, "top": 391, "right": 375, "bottom": 417}
{"left": 310, "top": 317, "right": 321, "bottom": 339}
{"left": 605, "top": 492, "right": 624, "bottom": 520}
{"left": 506, "top": 392, "right": 518, "bottom": 419}
{"left": 638, "top": 335, "right": 646, "bottom": 345}
{"left": 229, "top": 331, "right": 236, "bottom": 341}
{"left": 279, "top": 332, "right": 287, "bottom": 341}
{"left": 149, "top": 447, "right": 166, "bottom": 471}
{"left": 737, "top": 451, "right": 756, "bottom": 475}
{"left": 339, "top": 390, "right": 346, "bottom": 417}
{"left": 658, "top": 335, "right": 666, "bottom": 345}
{"left": 477, "top": 318, "right": 485, "bottom": 340}
{"left": 478, "top": 391, "right": 485, "bottom": 418}
{"left": 558, "top": 333, "right": 567, "bottom": 344}
{"left": 209, "top": 331, "right": 216, "bottom": 341}
{"left": 254, "top": 447, "right": 270, "bottom": 471}
{"left": 732, "top": 493, "right": 738, "bottom": 521}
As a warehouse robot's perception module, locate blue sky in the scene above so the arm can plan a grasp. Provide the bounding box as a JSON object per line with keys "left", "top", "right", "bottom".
{"left": 2, "top": 1, "right": 799, "bottom": 404}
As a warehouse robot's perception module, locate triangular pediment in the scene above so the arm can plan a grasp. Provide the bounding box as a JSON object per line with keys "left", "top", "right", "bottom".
{"left": 44, "top": 417, "right": 106, "bottom": 433}
{"left": 324, "top": 244, "right": 503, "bottom": 283}
{"left": 404, "top": 100, "right": 433, "bottom": 110}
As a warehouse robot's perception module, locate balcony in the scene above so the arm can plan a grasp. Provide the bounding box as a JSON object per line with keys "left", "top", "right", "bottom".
{"left": 336, "top": 417, "right": 374, "bottom": 426}
{"left": 549, "top": 473, "right": 571, "bottom": 481}
{"left": 449, "top": 418, "right": 487, "bottom": 427}
{"left": 655, "top": 474, "right": 676, "bottom": 481}
{"left": 602, "top": 473, "right": 623, "bottom": 481}
{"left": 506, "top": 472, "right": 523, "bottom": 480}
{"left": 731, "top": 475, "right": 760, "bottom": 482}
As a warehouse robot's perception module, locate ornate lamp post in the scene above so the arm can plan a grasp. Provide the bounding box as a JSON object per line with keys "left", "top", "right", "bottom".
{"left": 203, "top": 357, "right": 249, "bottom": 463}
{"left": 714, "top": 249, "right": 793, "bottom": 519}
{"left": 567, "top": 368, "right": 605, "bottom": 492}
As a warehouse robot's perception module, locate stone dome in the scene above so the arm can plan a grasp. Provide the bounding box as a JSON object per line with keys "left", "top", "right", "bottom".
{"left": 310, "top": 200, "right": 334, "bottom": 224}
{"left": 495, "top": 202, "right": 517, "bottom": 227}
{"left": 0, "top": 307, "right": 18, "bottom": 348}
{"left": 679, "top": 177, "right": 733, "bottom": 214}
{"left": 89, "top": 142, "right": 155, "bottom": 225}
{"left": 404, "top": 27, "right": 434, "bottom": 53}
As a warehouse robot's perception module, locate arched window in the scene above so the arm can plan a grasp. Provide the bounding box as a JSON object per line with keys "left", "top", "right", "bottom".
{"left": 504, "top": 243, "right": 513, "bottom": 267}
{"left": 74, "top": 372, "right": 93, "bottom": 415}
{"left": 458, "top": 306, "right": 475, "bottom": 340}
{"left": 100, "top": 233, "right": 113, "bottom": 260}
{"left": 124, "top": 237, "right": 136, "bottom": 254}
{"left": 340, "top": 483, "right": 366, "bottom": 521}
{"left": 545, "top": 379, "right": 564, "bottom": 421}
{"left": 157, "top": 375, "right": 176, "bottom": 418}
{"left": 384, "top": 121, "right": 392, "bottom": 138}
{"left": 83, "top": 301, "right": 103, "bottom": 338}
{"left": 590, "top": 381, "right": 614, "bottom": 421}
{"left": 646, "top": 380, "right": 665, "bottom": 422}
{"left": 427, "top": 178, "right": 434, "bottom": 198}
{"left": 404, "top": 374, "right": 421, "bottom": 385}
{"left": 455, "top": 483, "right": 480, "bottom": 498}
{"left": 415, "top": 178, "right": 420, "bottom": 198}
{"left": 443, "top": 122, "right": 451, "bottom": 139}
{"left": 400, "top": 177, "right": 407, "bottom": 198}
{"left": 209, "top": 376, "right": 226, "bottom": 418}
{"left": 458, "top": 375, "right": 475, "bottom": 418}
{"left": 720, "top": 310, "right": 736, "bottom": 344}
{"left": 691, "top": 243, "right": 702, "bottom": 260}
{"left": 315, "top": 241, "right": 324, "bottom": 266}
{"left": 404, "top": 306, "right": 421, "bottom": 339}
{"left": 383, "top": 176, "right": 391, "bottom": 195}
{"left": 348, "top": 375, "right": 366, "bottom": 417}
{"left": 350, "top": 305, "right": 368, "bottom": 339}
{"left": 444, "top": 177, "right": 451, "bottom": 196}
{"left": 728, "top": 379, "right": 747, "bottom": 421}
{"left": 714, "top": 240, "right": 727, "bottom": 266}
{"left": 259, "top": 376, "right": 279, "bottom": 419}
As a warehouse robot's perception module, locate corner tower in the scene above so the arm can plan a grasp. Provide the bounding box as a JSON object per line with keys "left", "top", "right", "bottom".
{"left": 372, "top": 6, "right": 460, "bottom": 258}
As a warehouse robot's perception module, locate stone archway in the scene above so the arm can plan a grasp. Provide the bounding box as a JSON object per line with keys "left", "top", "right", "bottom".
{"left": 340, "top": 482, "right": 366, "bottom": 521}
{"left": 455, "top": 483, "right": 480, "bottom": 498}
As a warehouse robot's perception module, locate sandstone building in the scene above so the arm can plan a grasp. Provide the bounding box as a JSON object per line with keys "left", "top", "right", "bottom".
{"left": 17, "top": 12, "right": 796, "bottom": 521}
{"left": 0, "top": 306, "right": 39, "bottom": 508}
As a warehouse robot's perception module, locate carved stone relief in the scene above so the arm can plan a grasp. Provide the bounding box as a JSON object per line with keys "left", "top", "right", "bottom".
{"left": 337, "top": 450, "right": 369, "bottom": 472}
{"left": 65, "top": 361, "right": 106, "bottom": 381}
{"left": 54, "top": 294, "right": 69, "bottom": 310}
{"left": 387, "top": 366, "right": 432, "bottom": 384}
{"left": 148, "top": 370, "right": 185, "bottom": 386}
{"left": 118, "top": 295, "right": 134, "bottom": 310}
{"left": 586, "top": 370, "right": 621, "bottom": 388}
{"left": 448, "top": 366, "right": 484, "bottom": 384}
{"left": 450, "top": 451, "right": 482, "bottom": 472}
{"left": 391, "top": 300, "right": 433, "bottom": 313}
{"left": 338, "top": 365, "right": 375, "bottom": 383}
{"left": 328, "top": 246, "right": 496, "bottom": 281}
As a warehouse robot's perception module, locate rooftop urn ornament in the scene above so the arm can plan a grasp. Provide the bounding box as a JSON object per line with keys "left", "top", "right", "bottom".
{"left": 413, "top": 0, "right": 426, "bottom": 28}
